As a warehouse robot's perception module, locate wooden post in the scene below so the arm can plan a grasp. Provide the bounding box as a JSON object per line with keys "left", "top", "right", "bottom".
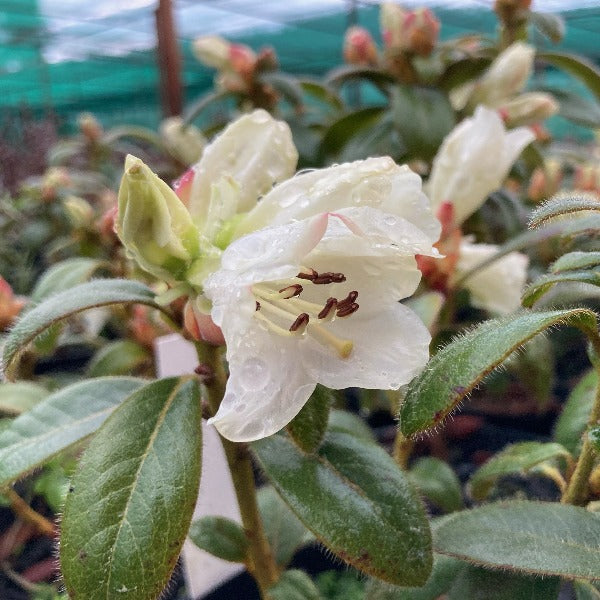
{"left": 155, "top": 0, "right": 183, "bottom": 117}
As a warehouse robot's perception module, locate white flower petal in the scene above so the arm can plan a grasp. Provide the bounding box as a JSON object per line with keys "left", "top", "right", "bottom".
{"left": 208, "top": 319, "right": 315, "bottom": 442}
{"left": 237, "top": 157, "right": 440, "bottom": 244}
{"left": 453, "top": 239, "right": 529, "bottom": 314}
{"left": 427, "top": 106, "right": 534, "bottom": 224}
{"left": 188, "top": 110, "right": 298, "bottom": 222}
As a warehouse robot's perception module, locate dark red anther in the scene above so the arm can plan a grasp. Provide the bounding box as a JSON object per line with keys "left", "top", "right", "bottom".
{"left": 289, "top": 312, "right": 310, "bottom": 332}
{"left": 255, "top": 301, "right": 261, "bottom": 311}
{"left": 278, "top": 284, "right": 303, "bottom": 298}
{"left": 318, "top": 297, "right": 337, "bottom": 319}
{"left": 337, "top": 290, "right": 358, "bottom": 309}
{"left": 297, "top": 269, "right": 317, "bottom": 281}
{"left": 336, "top": 302, "right": 359, "bottom": 317}
{"left": 331, "top": 273, "right": 346, "bottom": 283}
{"left": 313, "top": 274, "right": 334, "bottom": 284}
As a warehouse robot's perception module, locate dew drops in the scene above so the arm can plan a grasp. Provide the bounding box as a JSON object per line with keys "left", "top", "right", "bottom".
{"left": 240, "top": 357, "right": 269, "bottom": 391}
{"left": 384, "top": 215, "right": 397, "bottom": 226}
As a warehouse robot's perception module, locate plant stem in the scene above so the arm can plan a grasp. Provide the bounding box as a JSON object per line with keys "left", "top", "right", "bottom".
{"left": 196, "top": 343, "right": 279, "bottom": 597}
{"left": 562, "top": 334, "right": 600, "bottom": 505}
{"left": 3, "top": 489, "right": 55, "bottom": 537}
{"left": 393, "top": 431, "right": 413, "bottom": 470}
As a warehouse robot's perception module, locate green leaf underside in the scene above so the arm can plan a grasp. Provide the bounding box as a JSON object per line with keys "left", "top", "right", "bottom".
{"left": 365, "top": 554, "right": 465, "bottom": 600}
{"left": 2, "top": 279, "right": 160, "bottom": 381}
{"left": 268, "top": 569, "right": 321, "bottom": 600}
{"left": 447, "top": 565, "right": 560, "bottom": 600}
{"left": 188, "top": 516, "right": 248, "bottom": 563}
{"left": 0, "top": 377, "right": 144, "bottom": 486}
{"left": 253, "top": 430, "right": 432, "bottom": 586}
{"left": 522, "top": 270, "right": 600, "bottom": 307}
{"left": 408, "top": 457, "right": 464, "bottom": 513}
{"left": 61, "top": 377, "right": 202, "bottom": 600}
{"left": 552, "top": 252, "right": 600, "bottom": 273}
{"left": 287, "top": 385, "right": 332, "bottom": 453}
{"left": 528, "top": 195, "right": 600, "bottom": 229}
{"left": 434, "top": 501, "right": 600, "bottom": 580}
{"left": 539, "top": 52, "right": 600, "bottom": 100}
{"left": 30, "top": 258, "right": 106, "bottom": 303}
{"left": 258, "top": 486, "right": 313, "bottom": 569}
{"left": 88, "top": 340, "right": 151, "bottom": 377}
{"left": 468, "top": 442, "right": 571, "bottom": 501}
{"left": 0, "top": 382, "right": 49, "bottom": 415}
{"left": 554, "top": 370, "right": 598, "bottom": 455}
{"left": 326, "top": 65, "right": 396, "bottom": 88}
{"left": 327, "top": 409, "right": 376, "bottom": 442}
{"left": 399, "top": 309, "right": 597, "bottom": 438}
{"left": 575, "top": 581, "right": 600, "bottom": 600}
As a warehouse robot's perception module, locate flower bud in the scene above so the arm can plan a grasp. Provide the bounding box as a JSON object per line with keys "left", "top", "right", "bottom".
{"left": 160, "top": 117, "right": 206, "bottom": 166}
{"left": 116, "top": 155, "right": 200, "bottom": 282}
{"left": 255, "top": 47, "right": 278, "bottom": 72}
{"left": 129, "top": 305, "right": 168, "bottom": 348}
{"left": 0, "top": 277, "right": 25, "bottom": 331}
{"left": 78, "top": 112, "right": 103, "bottom": 143}
{"left": 193, "top": 35, "right": 231, "bottom": 70}
{"left": 402, "top": 8, "right": 440, "bottom": 57}
{"left": 471, "top": 42, "right": 535, "bottom": 107}
{"left": 184, "top": 298, "right": 225, "bottom": 345}
{"left": 98, "top": 204, "right": 119, "bottom": 241}
{"left": 64, "top": 195, "right": 94, "bottom": 228}
{"left": 380, "top": 3, "right": 407, "bottom": 50}
{"left": 527, "top": 159, "right": 562, "bottom": 202}
{"left": 41, "top": 167, "right": 70, "bottom": 202}
{"left": 498, "top": 92, "right": 559, "bottom": 127}
{"left": 343, "top": 26, "right": 378, "bottom": 66}
{"left": 228, "top": 43, "right": 257, "bottom": 81}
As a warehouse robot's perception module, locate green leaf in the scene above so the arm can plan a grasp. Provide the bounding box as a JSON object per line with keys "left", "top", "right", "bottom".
{"left": 0, "top": 382, "right": 49, "bottom": 415}
{"left": 522, "top": 270, "right": 600, "bottom": 308}
{"left": 188, "top": 516, "right": 248, "bottom": 563}
{"left": 588, "top": 426, "right": 600, "bottom": 452}
{"left": 575, "top": 581, "right": 600, "bottom": 600}
{"left": 365, "top": 555, "right": 465, "bottom": 600}
{"left": 408, "top": 457, "right": 464, "bottom": 513}
{"left": 0, "top": 377, "right": 144, "bottom": 486}
{"left": 30, "top": 258, "right": 107, "bottom": 303}
{"left": 552, "top": 252, "right": 600, "bottom": 273}
{"left": 268, "top": 570, "right": 321, "bottom": 600}
{"left": 287, "top": 385, "right": 333, "bottom": 453}
{"left": 540, "top": 87, "right": 600, "bottom": 128}
{"left": 2, "top": 279, "right": 161, "bottom": 381}
{"left": 529, "top": 194, "right": 600, "bottom": 229}
{"left": 253, "top": 431, "right": 432, "bottom": 585}
{"left": 326, "top": 65, "right": 396, "bottom": 89}
{"left": 88, "top": 340, "right": 151, "bottom": 377}
{"left": 554, "top": 369, "right": 598, "bottom": 455}
{"left": 299, "top": 80, "right": 343, "bottom": 111}
{"left": 182, "top": 90, "right": 233, "bottom": 126}
{"left": 327, "top": 409, "right": 375, "bottom": 442}
{"left": 61, "top": 377, "right": 202, "bottom": 600}
{"left": 258, "top": 486, "right": 313, "bottom": 569}
{"left": 404, "top": 292, "right": 444, "bottom": 333}
{"left": 447, "top": 565, "right": 560, "bottom": 600}
{"left": 529, "top": 12, "right": 565, "bottom": 44}
{"left": 468, "top": 442, "right": 571, "bottom": 501}
{"left": 434, "top": 501, "right": 600, "bottom": 580}
{"left": 260, "top": 72, "right": 304, "bottom": 109}
{"left": 539, "top": 52, "right": 600, "bottom": 101}
{"left": 318, "top": 107, "right": 386, "bottom": 163}
{"left": 399, "top": 309, "right": 597, "bottom": 438}
{"left": 436, "top": 57, "right": 491, "bottom": 92}
{"left": 389, "top": 85, "right": 455, "bottom": 161}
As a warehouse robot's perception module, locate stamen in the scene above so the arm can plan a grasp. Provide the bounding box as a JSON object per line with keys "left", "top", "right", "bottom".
{"left": 255, "top": 311, "right": 296, "bottom": 337}
{"left": 337, "top": 290, "right": 358, "bottom": 310}
{"left": 289, "top": 313, "right": 310, "bottom": 333}
{"left": 278, "top": 284, "right": 303, "bottom": 298}
{"left": 310, "top": 324, "right": 353, "bottom": 359}
{"left": 256, "top": 301, "right": 261, "bottom": 311}
{"left": 337, "top": 302, "right": 359, "bottom": 318}
{"left": 312, "top": 272, "right": 346, "bottom": 285}
{"left": 318, "top": 297, "right": 337, "bottom": 320}
{"left": 297, "top": 268, "right": 317, "bottom": 281}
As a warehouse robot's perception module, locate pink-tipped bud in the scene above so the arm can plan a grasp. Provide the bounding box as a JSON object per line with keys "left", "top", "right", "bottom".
{"left": 343, "top": 26, "right": 378, "bottom": 66}
{"left": 255, "top": 46, "right": 278, "bottom": 72}
{"left": 184, "top": 299, "right": 225, "bottom": 346}
{"left": 172, "top": 167, "right": 195, "bottom": 207}
{"left": 193, "top": 35, "right": 231, "bottom": 70}
{"left": 497, "top": 92, "right": 559, "bottom": 127}
{"left": 402, "top": 8, "right": 440, "bottom": 57}
{"left": 527, "top": 159, "right": 563, "bottom": 202}
{"left": 228, "top": 43, "right": 257, "bottom": 81}
{"left": 0, "top": 276, "right": 25, "bottom": 331}
{"left": 78, "top": 112, "right": 103, "bottom": 143}
{"left": 380, "top": 3, "right": 407, "bottom": 50}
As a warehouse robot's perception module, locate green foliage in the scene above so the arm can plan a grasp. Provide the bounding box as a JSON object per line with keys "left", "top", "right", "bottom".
{"left": 539, "top": 52, "right": 600, "bottom": 101}
{"left": 522, "top": 271, "right": 600, "bottom": 307}
{"left": 61, "top": 377, "right": 202, "bottom": 600}
{"left": 87, "top": 340, "right": 151, "bottom": 377}
{"left": 316, "top": 570, "right": 364, "bottom": 600}
{"left": 268, "top": 569, "right": 321, "bottom": 600}
{"left": 2, "top": 278, "right": 162, "bottom": 380}
{"left": 551, "top": 252, "right": 600, "bottom": 273}
{"left": 0, "top": 381, "right": 49, "bottom": 415}
{"left": 408, "top": 457, "right": 464, "bottom": 513}
{"left": 327, "top": 409, "right": 375, "bottom": 442}
{"left": 468, "top": 442, "right": 571, "bottom": 501}
{"left": 554, "top": 370, "right": 598, "bottom": 455}
{"left": 287, "top": 385, "right": 333, "bottom": 453}
{"left": 399, "top": 309, "right": 597, "bottom": 437}
{"left": 253, "top": 430, "right": 432, "bottom": 585}
{"left": 188, "top": 516, "right": 248, "bottom": 563}
{"left": 434, "top": 502, "right": 600, "bottom": 580}
{"left": 528, "top": 195, "right": 600, "bottom": 229}
{"left": 0, "top": 377, "right": 144, "bottom": 486}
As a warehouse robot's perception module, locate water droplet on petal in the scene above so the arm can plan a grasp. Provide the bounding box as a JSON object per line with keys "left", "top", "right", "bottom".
{"left": 240, "top": 357, "right": 269, "bottom": 391}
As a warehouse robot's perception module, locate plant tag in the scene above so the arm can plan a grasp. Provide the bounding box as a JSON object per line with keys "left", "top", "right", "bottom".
{"left": 155, "top": 334, "right": 244, "bottom": 597}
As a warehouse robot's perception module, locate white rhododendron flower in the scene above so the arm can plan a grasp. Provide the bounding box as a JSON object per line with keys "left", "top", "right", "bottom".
{"left": 427, "top": 106, "right": 535, "bottom": 225}
{"left": 203, "top": 160, "right": 441, "bottom": 442}
{"left": 452, "top": 239, "right": 529, "bottom": 315}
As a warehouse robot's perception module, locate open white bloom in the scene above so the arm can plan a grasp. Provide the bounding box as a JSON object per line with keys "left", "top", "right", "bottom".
{"left": 427, "top": 106, "right": 535, "bottom": 225}
{"left": 205, "top": 202, "right": 439, "bottom": 442}
{"left": 452, "top": 239, "right": 529, "bottom": 315}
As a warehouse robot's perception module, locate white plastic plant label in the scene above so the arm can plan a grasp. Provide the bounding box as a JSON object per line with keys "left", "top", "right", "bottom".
{"left": 154, "top": 334, "right": 244, "bottom": 598}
